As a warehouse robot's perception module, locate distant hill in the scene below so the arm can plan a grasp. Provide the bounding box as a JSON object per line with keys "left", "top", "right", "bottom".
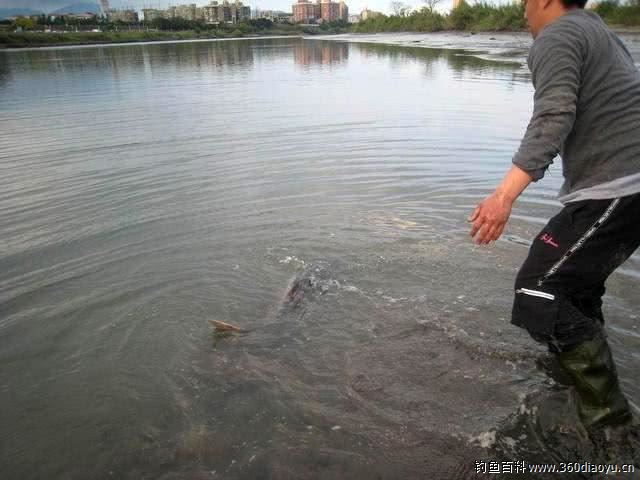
{"left": 50, "top": 3, "right": 100, "bottom": 15}
{"left": 0, "top": 8, "right": 44, "bottom": 19}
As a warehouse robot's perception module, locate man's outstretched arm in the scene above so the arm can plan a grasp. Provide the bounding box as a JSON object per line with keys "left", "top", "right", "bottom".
{"left": 468, "top": 165, "right": 533, "bottom": 245}
{"left": 468, "top": 28, "right": 583, "bottom": 245}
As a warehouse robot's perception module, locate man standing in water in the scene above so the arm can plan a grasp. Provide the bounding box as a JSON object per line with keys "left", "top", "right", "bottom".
{"left": 469, "top": 0, "right": 640, "bottom": 431}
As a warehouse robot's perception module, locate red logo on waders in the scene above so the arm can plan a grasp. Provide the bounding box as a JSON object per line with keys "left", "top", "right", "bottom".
{"left": 540, "top": 233, "right": 559, "bottom": 248}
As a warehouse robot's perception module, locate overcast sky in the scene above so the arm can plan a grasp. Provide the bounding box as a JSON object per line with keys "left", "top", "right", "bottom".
{"left": 0, "top": 0, "right": 485, "bottom": 17}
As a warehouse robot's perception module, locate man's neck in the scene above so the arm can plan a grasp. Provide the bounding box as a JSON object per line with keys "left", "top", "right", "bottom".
{"left": 540, "top": 6, "right": 579, "bottom": 34}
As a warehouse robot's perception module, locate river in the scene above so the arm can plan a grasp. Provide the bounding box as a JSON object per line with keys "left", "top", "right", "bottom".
{"left": 1, "top": 33, "right": 639, "bottom": 479}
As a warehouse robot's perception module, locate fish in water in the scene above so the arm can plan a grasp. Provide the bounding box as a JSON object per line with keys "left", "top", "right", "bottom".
{"left": 208, "top": 320, "right": 249, "bottom": 334}
{"left": 208, "top": 264, "right": 332, "bottom": 336}
{"left": 283, "top": 264, "right": 336, "bottom": 308}
{"left": 285, "top": 276, "right": 314, "bottom": 307}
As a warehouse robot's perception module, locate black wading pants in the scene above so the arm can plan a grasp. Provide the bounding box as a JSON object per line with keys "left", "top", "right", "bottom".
{"left": 512, "top": 193, "right": 640, "bottom": 353}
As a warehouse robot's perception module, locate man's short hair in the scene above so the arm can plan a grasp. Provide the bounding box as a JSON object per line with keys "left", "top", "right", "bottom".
{"left": 561, "top": 0, "right": 588, "bottom": 8}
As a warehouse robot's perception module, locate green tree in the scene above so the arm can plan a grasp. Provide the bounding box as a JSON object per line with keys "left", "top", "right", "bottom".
{"left": 448, "top": 1, "right": 473, "bottom": 29}
{"left": 423, "top": 0, "right": 442, "bottom": 12}
{"left": 13, "top": 17, "right": 36, "bottom": 31}
{"left": 248, "top": 18, "right": 274, "bottom": 29}
{"left": 594, "top": 0, "right": 619, "bottom": 19}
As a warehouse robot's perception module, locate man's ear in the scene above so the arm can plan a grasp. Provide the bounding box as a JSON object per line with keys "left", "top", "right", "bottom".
{"left": 540, "top": 0, "right": 555, "bottom": 9}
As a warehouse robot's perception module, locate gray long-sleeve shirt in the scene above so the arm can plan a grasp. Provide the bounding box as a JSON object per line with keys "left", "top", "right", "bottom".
{"left": 512, "top": 9, "right": 640, "bottom": 203}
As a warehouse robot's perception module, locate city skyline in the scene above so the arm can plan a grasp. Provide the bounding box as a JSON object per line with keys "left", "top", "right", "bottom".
{"left": 1, "top": 0, "right": 484, "bottom": 17}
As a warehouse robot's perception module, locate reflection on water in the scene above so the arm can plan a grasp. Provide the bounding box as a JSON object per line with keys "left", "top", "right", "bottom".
{"left": 0, "top": 57, "right": 9, "bottom": 88}
{"left": 2, "top": 40, "right": 257, "bottom": 89}
{"left": 357, "top": 41, "right": 521, "bottom": 76}
{"left": 294, "top": 41, "right": 349, "bottom": 66}
{"left": 0, "top": 36, "right": 639, "bottom": 479}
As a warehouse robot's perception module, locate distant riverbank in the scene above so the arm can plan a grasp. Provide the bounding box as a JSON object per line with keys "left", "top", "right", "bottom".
{"left": 0, "top": 30, "right": 310, "bottom": 49}
{"left": 2, "top": 16, "right": 639, "bottom": 49}
{"left": 354, "top": 3, "right": 523, "bottom": 33}
{"left": 353, "top": 1, "right": 640, "bottom": 33}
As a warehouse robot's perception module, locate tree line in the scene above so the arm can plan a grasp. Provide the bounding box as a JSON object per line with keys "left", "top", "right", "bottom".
{"left": 592, "top": 0, "right": 640, "bottom": 25}
{"left": 355, "top": 0, "right": 640, "bottom": 32}
{"left": 2, "top": 16, "right": 280, "bottom": 33}
{"left": 2, "top": 15, "right": 352, "bottom": 36}
{"left": 5, "top": 0, "right": 639, "bottom": 36}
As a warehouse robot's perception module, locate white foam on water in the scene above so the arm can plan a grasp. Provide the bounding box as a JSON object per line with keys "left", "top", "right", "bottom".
{"left": 468, "top": 430, "right": 497, "bottom": 449}
{"left": 342, "top": 285, "right": 361, "bottom": 293}
{"left": 279, "top": 256, "right": 307, "bottom": 268}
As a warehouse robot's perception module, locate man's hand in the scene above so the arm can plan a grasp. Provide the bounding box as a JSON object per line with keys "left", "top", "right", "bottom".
{"left": 467, "top": 165, "right": 533, "bottom": 245}
{"left": 468, "top": 191, "right": 513, "bottom": 245}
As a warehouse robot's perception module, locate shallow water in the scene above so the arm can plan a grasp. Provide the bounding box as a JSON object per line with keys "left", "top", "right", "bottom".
{"left": 1, "top": 35, "right": 639, "bottom": 479}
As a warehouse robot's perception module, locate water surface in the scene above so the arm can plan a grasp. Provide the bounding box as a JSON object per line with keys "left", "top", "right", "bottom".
{"left": 1, "top": 35, "right": 639, "bottom": 479}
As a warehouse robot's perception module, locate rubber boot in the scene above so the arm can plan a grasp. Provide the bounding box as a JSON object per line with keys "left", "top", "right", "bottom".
{"left": 557, "top": 333, "right": 633, "bottom": 430}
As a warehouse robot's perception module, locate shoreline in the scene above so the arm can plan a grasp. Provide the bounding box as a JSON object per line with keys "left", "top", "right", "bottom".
{"left": 1, "top": 25, "right": 638, "bottom": 50}
{"left": 0, "top": 34, "right": 306, "bottom": 52}
{"left": 0, "top": 31, "right": 305, "bottom": 50}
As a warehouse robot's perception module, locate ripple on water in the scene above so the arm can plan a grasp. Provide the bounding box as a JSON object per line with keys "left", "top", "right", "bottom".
{"left": 1, "top": 36, "right": 640, "bottom": 479}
